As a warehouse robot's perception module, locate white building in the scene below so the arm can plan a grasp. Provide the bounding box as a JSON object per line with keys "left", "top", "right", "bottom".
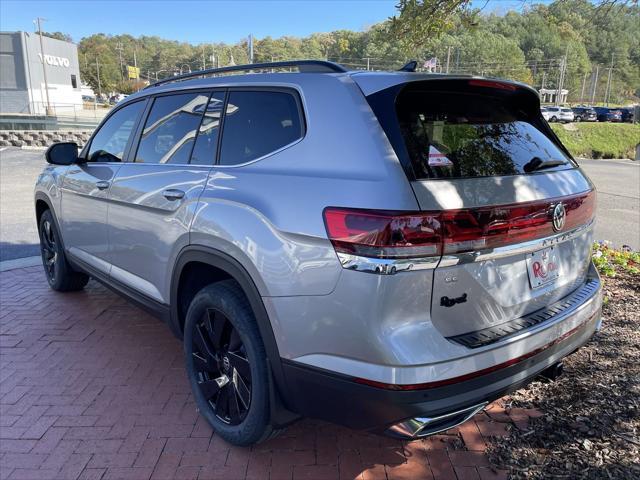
{"left": 0, "top": 31, "right": 83, "bottom": 115}
{"left": 539, "top": 88, "right": 569, "bottom": 105}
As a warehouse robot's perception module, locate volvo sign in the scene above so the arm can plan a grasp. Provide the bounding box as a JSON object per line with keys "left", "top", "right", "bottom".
{"left": 38, "top": 53, "right": 71, "bottom": 68}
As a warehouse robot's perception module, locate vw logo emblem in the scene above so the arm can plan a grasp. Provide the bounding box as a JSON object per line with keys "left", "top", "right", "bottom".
{"left": 552, "top": 203, "right": 566, "bottom": 232}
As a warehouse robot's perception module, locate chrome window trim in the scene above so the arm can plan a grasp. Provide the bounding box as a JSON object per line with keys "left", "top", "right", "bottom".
{"left": 214, "top": 137, "right": 304, "bottom": 169}
{"left": 334, "top": 220, "right": 594, "bottom": 275}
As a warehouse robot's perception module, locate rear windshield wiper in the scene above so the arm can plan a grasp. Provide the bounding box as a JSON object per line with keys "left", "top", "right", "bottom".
{"left": 523, "top": 157, "right": 567, "bottom": 173}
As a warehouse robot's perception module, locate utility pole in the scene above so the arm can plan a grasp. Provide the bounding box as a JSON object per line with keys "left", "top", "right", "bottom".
{"left": 366, "top": 57, "right": 370, "bottom": 71}
{"left": 455, "top": 47, "right": 460, "bottom": 73}
{"left": 35, "top": 17, "right": 52, "bottom": 115}
{"left": 201, "top": 45, "right": 206, "bottom": 70}
{"left": 115, "top": 41, "right": 124, "bottom": 80}
{"left": 445, "top": 46, "right": 452, "bottom": 74}
{"left": 604, "top": 53, "right": 614, "bottom": 106}
{"left": 580, "top": 72, "right": 588, "bottom": 104}
{"left": 248, "top": 34, "right": 253, "bottom": 64}
{"left": 590, "top": 65, "right": 599, "bottom": 104}
{"left": 211, "top": 48, "right": 218, "bottom": 68}
{"left": 541, "top": 71, "right": 547, "bottom": 90}
{"left": 95, "top": 58, "right": 102, "bottom": 99}
{"left": 556, "top": 46, "right": 569, "bottom": 106}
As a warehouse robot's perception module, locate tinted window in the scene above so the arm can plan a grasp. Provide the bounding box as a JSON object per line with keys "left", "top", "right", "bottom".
{"left": 395, "top": 89, "right": 574, "bottom": 179}
{"left": 219, "top": 91, "right": 302, "bottom": 166}
{"left": 135, "top": 92, "right": 209, "bottom": 164}
{"left": 87, "top": 101, "right": 144, "bottom": 163}
{"left": 190, "top": 91, "right": 225, "bottom": 165}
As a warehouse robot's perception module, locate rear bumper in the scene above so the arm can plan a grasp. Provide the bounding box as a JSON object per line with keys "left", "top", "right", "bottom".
{"left": 280, "top": 283, "right": 602, "bottom": 435}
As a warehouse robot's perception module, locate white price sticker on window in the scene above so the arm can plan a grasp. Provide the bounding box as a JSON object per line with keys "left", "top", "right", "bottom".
{"left": 427, "top": 146, "right": 452, "bottom": 167}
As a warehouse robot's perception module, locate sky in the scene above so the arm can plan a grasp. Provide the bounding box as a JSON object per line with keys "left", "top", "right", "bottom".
{"left": 0, "top": 0, "right": 547, "bottom": 45}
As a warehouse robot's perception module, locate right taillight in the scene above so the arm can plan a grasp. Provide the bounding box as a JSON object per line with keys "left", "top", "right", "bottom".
{"left": 323, "top": 191, "right": 595, "bottom": 260}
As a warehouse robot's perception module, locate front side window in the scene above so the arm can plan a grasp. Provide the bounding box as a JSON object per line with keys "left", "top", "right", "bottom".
{"left": 135, "top": 92, "right": 209, "bottom": 164}
{"left": 219, "top": 91, "right": 302, "bottom": 166}
{"left": 87, "top": 100, "right": 144, "bottom": 163}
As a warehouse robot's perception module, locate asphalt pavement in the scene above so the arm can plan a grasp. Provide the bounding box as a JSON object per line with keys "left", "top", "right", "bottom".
{"left": 0, "top": 148, "right": 638, "bottom": 264}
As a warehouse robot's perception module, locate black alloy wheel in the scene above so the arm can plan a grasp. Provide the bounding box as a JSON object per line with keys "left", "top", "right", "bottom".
{"left": 40, "top": 217, "right": 58, "bottom": 282}
{"left": 38, "top": 210, "right": 88, "bottom": 291}
{"left": 191, "top": 307, "right": 252, "bottom": 425}
{"left": 184, "top": 281, "right": 273, "bottom": 446}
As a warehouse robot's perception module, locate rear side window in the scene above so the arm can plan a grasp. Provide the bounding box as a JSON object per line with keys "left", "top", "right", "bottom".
{"left": 135, "top": 92, "right": 209, "bottom": 164}
{"left": 219, "top": 91, "right": 303, "bottom": 166}
{"left": 394, "top": 87, "right": 574, "bottom": 179}
{"left": 87, "top": 100, "right": 144, "bottom": 163}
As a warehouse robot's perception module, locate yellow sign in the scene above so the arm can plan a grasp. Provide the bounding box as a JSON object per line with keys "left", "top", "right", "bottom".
{"left": 127, "top": 65, "right": 140, "bottom": 79}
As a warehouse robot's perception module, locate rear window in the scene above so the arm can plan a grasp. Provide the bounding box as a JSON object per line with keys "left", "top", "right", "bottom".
{"left": 393, "top": 87, "right": 575, "bottom": 179}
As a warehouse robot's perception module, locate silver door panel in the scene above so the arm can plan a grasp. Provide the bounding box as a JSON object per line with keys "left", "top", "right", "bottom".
{"left": 107, "top": 164, "right": 210, "bottom": 304}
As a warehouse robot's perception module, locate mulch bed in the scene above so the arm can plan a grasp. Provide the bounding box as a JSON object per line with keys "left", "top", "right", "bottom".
{"left": 488, "top": 270, "right": 640, "bottom": 479}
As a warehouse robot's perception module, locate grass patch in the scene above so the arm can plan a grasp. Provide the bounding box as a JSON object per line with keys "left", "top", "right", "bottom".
{"left": 550, "top": 123, "right": 640, "bottom": 159}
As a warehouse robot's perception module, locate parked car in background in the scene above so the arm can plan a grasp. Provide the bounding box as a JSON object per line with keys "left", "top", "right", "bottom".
{"left": 108, "top": 94, "right": 129, "bottom": 105}
{"left": 541, "top": 106, "right": 573, "bottom": 123}
{"left": 542, "top": 106, "right": 561, "bottom": 122}
{"left": 594, "top": 107, "right": 622, "bottom": 122}
{"left": 572, "top": 106, "right": 597, "bottom": 122}
{"left": 619, "top": 108, "right": 634, "bottom": 123}
{"left": 35, "top": 61, "right": 602, "bottom": 446}
{"left": 560, "top": 108, "right": 574, "bottom": 123}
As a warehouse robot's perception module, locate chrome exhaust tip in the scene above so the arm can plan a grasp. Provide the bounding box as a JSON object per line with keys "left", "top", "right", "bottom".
{"left": 385, "top": 402, "right": 487, "bottom": 440}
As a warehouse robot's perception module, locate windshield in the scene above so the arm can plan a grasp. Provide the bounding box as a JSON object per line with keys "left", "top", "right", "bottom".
{"left": 395, "top": 89, "right": 575, "bottom": 179}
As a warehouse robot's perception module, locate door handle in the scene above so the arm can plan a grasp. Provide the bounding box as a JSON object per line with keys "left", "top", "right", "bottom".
{"left": 96, "top": 180, "right": 110, "bottom": 190}
{"left": 163, "top": 189, "right": 185, "bottom": 201}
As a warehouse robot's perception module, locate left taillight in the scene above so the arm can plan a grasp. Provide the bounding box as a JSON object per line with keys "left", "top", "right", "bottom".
{"left": 322, "top": 208, "right": 442, "bottom": 259}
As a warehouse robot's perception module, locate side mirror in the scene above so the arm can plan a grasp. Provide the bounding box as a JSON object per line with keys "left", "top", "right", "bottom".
{"left": 45, "top": 142, "right": 79, "bottom": 165}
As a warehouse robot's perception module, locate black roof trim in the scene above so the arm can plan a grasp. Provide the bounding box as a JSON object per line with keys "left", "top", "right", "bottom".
{"left": 145, "top": 60, "right": 347, "bottom": 89}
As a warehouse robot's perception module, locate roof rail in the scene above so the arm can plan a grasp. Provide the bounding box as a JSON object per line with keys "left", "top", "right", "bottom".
{"left": 145, "top": 60, "right": 348, "bottom": 89}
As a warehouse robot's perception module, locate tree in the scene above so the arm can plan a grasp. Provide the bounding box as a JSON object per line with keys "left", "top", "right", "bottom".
{"left": 42, "top": 31, "right": 73, "bottom": 42}
{"left": 389, "top": 0, "right": 474, "bottom": 54}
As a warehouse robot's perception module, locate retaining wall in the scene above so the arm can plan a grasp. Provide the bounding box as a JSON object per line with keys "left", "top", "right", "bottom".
{"left": 0, "top": 130, "right": 93, "bottom": 148}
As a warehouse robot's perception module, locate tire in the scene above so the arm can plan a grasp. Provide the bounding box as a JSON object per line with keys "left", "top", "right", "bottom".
{"left": 184, "top": 280, "right": 274, "bottom": 446}
{"left": 550, "top": 116, "right": 557, "bottom": 122}
{"left": 575, "top": 116, "right": 581, "bottom": 122}
{"left": 38, "top": 210, "right": 89, "bottom": 291}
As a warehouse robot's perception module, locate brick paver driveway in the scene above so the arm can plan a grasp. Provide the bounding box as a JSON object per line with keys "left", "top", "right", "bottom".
{"left": 0, "top": 266, "right": 531, "bottom": 480}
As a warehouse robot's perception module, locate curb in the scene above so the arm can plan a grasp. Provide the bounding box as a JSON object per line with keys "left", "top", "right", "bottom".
{"left": 0, "top": 256, "right": 41, "bottom": 272}
{"left": 20, "top": 146, "right": 47, "bottom": 151}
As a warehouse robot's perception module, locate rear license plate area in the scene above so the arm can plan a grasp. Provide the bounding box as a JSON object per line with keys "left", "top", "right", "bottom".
{"left": 526, "top": 247, "right": 559, "bottom": 289}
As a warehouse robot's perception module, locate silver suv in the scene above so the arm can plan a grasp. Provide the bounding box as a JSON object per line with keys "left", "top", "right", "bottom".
{"left": 35, "top": 60, "right": 602, "bottom": 446}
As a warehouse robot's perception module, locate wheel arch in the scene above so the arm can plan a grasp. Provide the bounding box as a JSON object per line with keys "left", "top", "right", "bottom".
{"left": 34, "top": 192, "right": 54, "bottom": 224}
{"left": 34, "top": 192, "right": 66, "bottom": 251}
{"left": 170, "top": 245, "right": 293, "bottom": 415}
